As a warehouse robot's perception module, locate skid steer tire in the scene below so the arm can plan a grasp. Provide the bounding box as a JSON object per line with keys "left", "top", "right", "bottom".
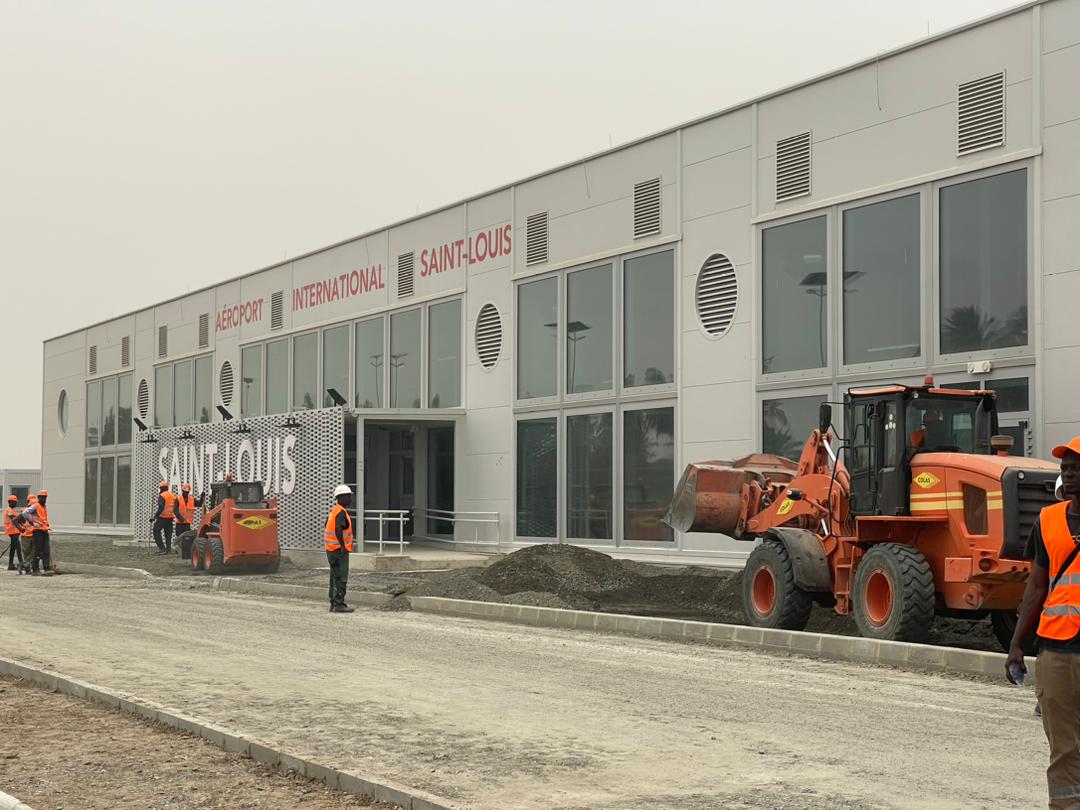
{"left": 177, "top": 530, "right": 196, "bottom": 561}
{"left": 263, "top": 556, "right": 281, "bottom": 575}
{"left": 206, "top": 538, "right": 225, "bottom": 574}
{"left": 741, "top": 539, "right": 813, "bottom": 631}
{"left": 852, "top": 544, "right": 935, "bottom": 642}
{"left": 991, "top": 609, "right": 1037, "bottom": 655}
{"left": 192, "top": 537, "right": 207, "bottom": 571}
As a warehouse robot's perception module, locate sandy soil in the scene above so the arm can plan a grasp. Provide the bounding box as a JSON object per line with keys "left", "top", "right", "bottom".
{"left": 0, "top": 676, "right": 397, "bottom": 809}
{"left": 0, "top": 574, "right": 1048, "bottom": 809}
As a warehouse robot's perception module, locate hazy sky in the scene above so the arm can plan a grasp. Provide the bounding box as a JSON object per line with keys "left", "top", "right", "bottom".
{"left": 0, "top": 0, "right": 1022, "bottom": 467}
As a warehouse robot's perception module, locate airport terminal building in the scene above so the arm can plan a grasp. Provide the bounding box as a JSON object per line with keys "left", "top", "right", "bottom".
{"left": 39, "top": 0, "right": 1080, "bottom": 562}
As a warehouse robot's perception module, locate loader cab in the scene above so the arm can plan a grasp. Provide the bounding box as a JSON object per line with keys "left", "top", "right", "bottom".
{"left": 843, "top": 383, "right": 997, "bottom": 517}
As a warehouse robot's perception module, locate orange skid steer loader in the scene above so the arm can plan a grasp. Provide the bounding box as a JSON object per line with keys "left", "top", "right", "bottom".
{"left": 664, "top": 378, "right": 1058, "bottom": 649}
{"left": 178, "top": 479, "right": 281, "bottom": 574}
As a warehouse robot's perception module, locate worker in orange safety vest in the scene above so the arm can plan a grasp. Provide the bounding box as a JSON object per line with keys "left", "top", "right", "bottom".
{"left": 4, "top": 494, "right": 25, "bottom": 572}
{"left": 152, "top": 482, "right": 177, "bottom": 554}
{"left": 15, "top": 490, "right": 52, "bottom": 576}
{"left": 172, "top": 483, "right": 204, "bottom": 556}
{"left": 324, "top": 485, "right": 355, "bottom": 614}
{"left": 1009, "top": 435, "right": 1080, "bottom": 808}
{"left": 19, "top": 495, "right": 37, "bottom": 572}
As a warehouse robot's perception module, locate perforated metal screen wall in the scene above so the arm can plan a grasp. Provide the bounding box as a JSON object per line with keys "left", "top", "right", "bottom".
{"left": 133, "top": 408, "right": 345, "bottom": 549}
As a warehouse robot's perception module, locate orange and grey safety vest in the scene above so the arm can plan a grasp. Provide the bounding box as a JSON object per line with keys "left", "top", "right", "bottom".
{"left": 159, "top": 491, "right": 177, "bottom": 520}
{"left": 1038, "top": 501, "right": 1080, "bottom": 640}
{"left": 176, "top": 493, "right": 196, "bottom": 524}
{"left": 3, "top": 507, "right": 18, "bottom": 536}
{"left": 20, "top": 502, "right": 35, "bottom": 537}
{"left": 324, "top": 504, "right": 354, "bottom": 552}
{"left": 25, "top": 503, "right": 49, "bottom": 533}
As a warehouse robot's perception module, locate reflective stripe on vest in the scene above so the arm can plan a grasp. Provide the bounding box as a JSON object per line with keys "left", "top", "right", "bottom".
{"left": 33, "top": 504, "right": 50, "bottom": 533}
{"left": 324, "top": 504, "right": 354, "bottom": 552}
{"left": 159, "top": 491, "right": 177, "bottom": 520}
{"left": 3, "top": 507, "right": 18, "bottom": 536}
{"left": 1038, "top": 501, "right": 1080, "bottom": 641}
{"left": 176, "top": 494, "right": 196, "bottom": 524}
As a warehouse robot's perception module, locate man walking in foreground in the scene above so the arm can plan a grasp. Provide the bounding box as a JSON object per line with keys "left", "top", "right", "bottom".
{"left": 1008, "top": 436, "right": 1080, "bottom": 808}
{"left": 325, "top": 484, "right": 355, "bottom": 614}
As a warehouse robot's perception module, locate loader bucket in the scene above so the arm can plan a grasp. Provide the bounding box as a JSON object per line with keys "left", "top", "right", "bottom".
{"left": 663, "top": 454, "right": 799, "bottom": 536}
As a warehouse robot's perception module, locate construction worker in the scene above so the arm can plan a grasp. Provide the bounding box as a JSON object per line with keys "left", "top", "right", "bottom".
{"left": 19, "top": 495, "right": 36, "bottom": 573}
{"left": 152, "top": 481, "right": 177, "bottom": 554}
{"left": 173, "top": 484, "right": 204, "bottom": 543}
{"left": 324, "top": 485, "right": 355, "bottom": 613}
{"left": 1008, "top": 436, "right": 1080, "bottom": 808}
{"left": 4, "top": 494, "right": 24, "bottom": 572}
{"left": 17, "top": 490, "right": 52, "bottom": 576}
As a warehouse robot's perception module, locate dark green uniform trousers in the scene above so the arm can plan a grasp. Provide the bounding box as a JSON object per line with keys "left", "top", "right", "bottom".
{"left": 327, "top": 548, "right": 350, "bottom": 607}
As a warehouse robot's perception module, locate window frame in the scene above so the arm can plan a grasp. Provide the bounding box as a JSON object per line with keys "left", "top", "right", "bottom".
{"left": 354, "top": 313, "right": 387, "bottom": 409}
{"left": 513, "top": 410, "right": 561, "bottom": 544}
{"left": 427, "top": 295, "right": 464, "bottom": 409}
{"left": 619, "top": 245, "right": 678, "bottom": 397}
{"left": 563, "top": 404, "right": 617, "bottom": 546}
{"left": 321, "top": 322, "right": 352, "bottom": 409}
{"left": 388, "top": 304, "right": 425, "bottom": 410}
{"left": 291, "top": 329, "right": 321, "bottom": 411}
{"left": 563, "top": 261, "right": 616, "bottom": 403}
{"left": 932, "top": 163, "right": 1033, "bottom": 366}
{"left": 756, "top": 385, "right": 833, "bottom": 459}
{"left": 619, "top": 398, "right": 678, "bottom": 548}
{"left": 513, "top": 270, "right": 562, "bottom": 407}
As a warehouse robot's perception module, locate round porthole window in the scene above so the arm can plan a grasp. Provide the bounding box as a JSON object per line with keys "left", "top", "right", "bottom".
{"left": 57, "top": 390, "right": 69, "bottom": 436}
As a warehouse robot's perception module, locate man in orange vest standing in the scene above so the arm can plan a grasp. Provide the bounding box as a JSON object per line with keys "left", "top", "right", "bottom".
{"left": 325, "top": 485, "right": 355, "bottom": 614}
{"left": 17, "top": 490, "right": 53, "bottom": 576}
{"left": 19, "top": 495, "right": 37, "bottom": 573}
{"left": 1009, "top": 436, "right": 1080, "bottom": 807}
{"left": 173, "top": 483, "right": 204, "bottom": 557}
{"left": 152, "top": 482, "right": 178, "bottom": 554}
{"left": 4, "top": 494, "right": 25, "bottom": 572}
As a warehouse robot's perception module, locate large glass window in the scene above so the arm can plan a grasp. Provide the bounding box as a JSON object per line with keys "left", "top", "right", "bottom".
{"left": 118, "top": 375, "right": 132, "bottom": 444}
{"left": 624, "top": 251, "right": 674, "bottom": 388}
{"left": 101, "top": 376, "right": 117, "bottom": 447}
{"left": 99, "top": 456, "right": 115, "bottom": 524}
{"left": 623, "top": 407, "right": 675, "bottom": 542}
{"left": 566, "top": 412, "right": 613, "bottom": 539}
{"left": 516, "top": 418, "right": 557, "bottom": 538}
{"left": 84, "top": 458, "right": 98, "bottom": 524}
{"left": 390, "top": 309, "right": 422, "bottom": 408}
{"left": 428, "top": 299, "right": 461, "bottom": 408}
{"left": 355, "top": 317, "right": 384, "bottom": 408}
{"left": 194, "top": 355, "right": 212, "bottom": 424}
{"left": 292, "top": 333, "right": 318, "bottom": 410}
{"left": 566, "top": 265, "right": 613, "bottom": 394}
{"left": 939, "top": 169, "right": 1028, "bottom": 355}
{"left": 154, "top": 365, "right": 173, "bottom": 429}
{"left": 322, "top": 325, "right": 350, "bottom": 408}
{"left": 762, "top": 216, "right": 828, "bottom": 373}
{"left": 86, "top": 380, "right": 102, "bottom": 448}
{"left": 517, "top": 277, "right": 558, "bottom": 400}
{"left": 116, "top": 455, "right": 131, "bottom": 525}
{"left": 173, "top": 359, "right": 193, "bottom": 427}
{"left": 843, "top": 195, "right": 921, "bottom": 365}
{"left": 265, "top": 339, "right": 289, "bottom": 415}
{"left": 241, "top": 344, "right": 263, "bottom": 418}
{"left": 762, "top": 394, "right": 826, "bottom": 459}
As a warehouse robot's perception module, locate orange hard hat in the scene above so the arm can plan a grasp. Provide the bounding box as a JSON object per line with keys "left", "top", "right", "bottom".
{"left": 6, "top": 494, "right": 15, "bottom": 502}
{"left": 28, "top": 494, "right": 37, "bottom": 502}
{"left": 182, "top": 483, "right": 191, "bottom": 492}
{"left": 37, "top": 489, "right": 47, "bottom": 498}
{"left": 159, "top": 481, "right": 169, "bottom": 489}
{"left": 1053, "top": 436, "right": 1080, "bottom": 460}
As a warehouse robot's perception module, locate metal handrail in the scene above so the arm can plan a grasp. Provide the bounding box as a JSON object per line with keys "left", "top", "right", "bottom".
{"left": 362, "top": 509, "right": 410, "bottom": 555}
{"left": 413, "top": 507, "right": 501, "bottom": 547}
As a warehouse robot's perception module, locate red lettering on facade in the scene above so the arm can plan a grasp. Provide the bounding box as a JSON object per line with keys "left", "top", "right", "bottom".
{"left": 215, "top": 298, "right": 264, "bottom": 333}
{"left": 291, "top": 264, "right": 386, "bottom": 312}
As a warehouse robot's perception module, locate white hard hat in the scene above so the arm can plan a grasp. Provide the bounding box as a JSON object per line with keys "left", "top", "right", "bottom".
{"left": 333, "top": 485, "right": 353, "bottom": 498}
{"left": 1056, "top": 475, "right": 1065, "bottom": 501}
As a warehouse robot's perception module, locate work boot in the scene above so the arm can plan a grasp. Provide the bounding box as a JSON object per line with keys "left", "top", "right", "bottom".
{"left": 31, "top": 569, "right": 39, "bottom": 576}
{"left": 330, "top": 605, "right": 355, "bottom": 613}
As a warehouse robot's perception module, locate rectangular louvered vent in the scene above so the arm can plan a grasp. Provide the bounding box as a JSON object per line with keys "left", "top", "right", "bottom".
{"left": 633, "top": 177, "right": 662, "bottom": 238}
{"left": 88, "top": 345, "right": 97, "bottom": 375}
{"left": 157, "top": 325, "right": 168, "bottom": 358}
{"left": 270, "top": 291, "right": 284, "bottom": 330}
{"left": 958, "top": 72, "right": 1005, "bottom": 156}
{"left": 526, "top": 212, "right": 549, "bottom": 265}
{"left": 121, "top": 335, "right": 130, "bottom": 368}
{"left": 776, "top": 131, "right": 812, "bottom": 202}
{"left": 397, "top": 252, "right": 415, "bottom": 298}
{"left": 198, "top": 313, "right": 210, "bottom": 348}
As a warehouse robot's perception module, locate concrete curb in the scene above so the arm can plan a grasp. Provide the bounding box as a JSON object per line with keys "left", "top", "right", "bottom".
{"left": 0, "top": 656, "right": 453, "bottom": 810}
{"left": 56, "top": 559, "right": 1021, "bottom": 682}
{"left": 0, "top": 789, "right": 34, "bottom": 810}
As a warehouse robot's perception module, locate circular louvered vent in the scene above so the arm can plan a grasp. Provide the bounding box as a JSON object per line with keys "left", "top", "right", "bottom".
{"left": 219, "top": 361, "right": 235, "bottom": 407}
{"left": 57, "top": 390, "right": 69, "bottom": 436}
{"left": 475, "top": 303, "right": 503, "bottom": 369}
{"left": 696, "top": 254, "right": 738, "bottom": 337}
{"left": 136, "top": 378, "right": 150, "bottom": 419}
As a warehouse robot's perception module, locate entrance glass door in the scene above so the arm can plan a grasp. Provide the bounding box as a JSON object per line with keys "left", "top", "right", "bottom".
{"left": 427, "top": 426, "right": 454, "bottom": 534}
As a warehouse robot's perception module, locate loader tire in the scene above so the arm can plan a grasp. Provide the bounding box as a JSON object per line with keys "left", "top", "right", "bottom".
{"left": 852, "top": 544, "right": 935, "bottom": 642}
{"left": 742, "top": 539, "right": 813, "bottom": 631}
{"left": 991, "top": 609, "right": 1037, "bottom": 656}
{"left": 205, "top": 538, "right": 225, "bottom": 574}
{"left": 177, "top": 530, "right": 196, "bottom": 561}
{"left": 263, "top": 556, "right": 281, "bottom": 575}
{"left": 192, "top": 537, "right": 206, "bottom": 571}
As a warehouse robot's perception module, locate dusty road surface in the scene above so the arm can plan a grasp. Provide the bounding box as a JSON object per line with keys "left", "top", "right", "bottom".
{"left": 0, "top": 676, "right": 397, "bottom": 809}
{"left": 0, "top": 575, "right": 1047, "bottom": 809}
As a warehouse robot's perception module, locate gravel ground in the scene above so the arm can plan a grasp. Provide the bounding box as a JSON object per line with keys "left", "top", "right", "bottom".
{"left": 0, "top": 574, "right": 1048, "bottom": 809}
{"left": 0, "top": 675, "right": 398, "bottom": 809}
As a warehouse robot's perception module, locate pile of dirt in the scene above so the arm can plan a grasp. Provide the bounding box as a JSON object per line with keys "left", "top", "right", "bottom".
{"left": 478, "top": 544, "right": 637, "bottom": 598}
{"left": 405, "top": 568, "right": 506, "bottom": 603}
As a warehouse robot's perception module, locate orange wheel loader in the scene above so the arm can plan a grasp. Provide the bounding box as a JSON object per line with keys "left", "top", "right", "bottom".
{"left": 178, "top": 478, "right": 281, "bottom": 574}
{"left": 664, "top": 377, "right": 1058, "bottom": 648}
